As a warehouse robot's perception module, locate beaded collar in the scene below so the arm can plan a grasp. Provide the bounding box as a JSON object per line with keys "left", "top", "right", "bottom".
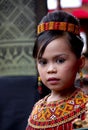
{"left": 28, "top": 89, "right": 88, "bottom": 129}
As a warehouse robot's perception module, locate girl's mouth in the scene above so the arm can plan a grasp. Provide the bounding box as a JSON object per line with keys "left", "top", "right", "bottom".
{"left": 47, "top": 78, "right": 59, "bottom": 85}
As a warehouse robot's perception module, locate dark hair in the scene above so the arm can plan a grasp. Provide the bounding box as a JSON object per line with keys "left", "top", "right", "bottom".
{"left": 33, "top": 10, "right": 84, "bottom": 59}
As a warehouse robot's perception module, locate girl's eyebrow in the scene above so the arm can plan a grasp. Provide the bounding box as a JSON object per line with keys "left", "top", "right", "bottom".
{"left": 53, "top": 54, "right": 69, "bottom": 59}
{"left": 41, "top": 54, "right": 69, "bottom": 59}
{"left": 54, "top": 54, "right": 68, "bottom": 57}
{"left": 54, "top": 54, "right": 69, "bottom": 57}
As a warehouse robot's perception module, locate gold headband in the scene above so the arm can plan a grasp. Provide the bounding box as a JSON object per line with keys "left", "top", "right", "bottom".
{"left": 37, "top": 22, "right": 80, "bottom": 35}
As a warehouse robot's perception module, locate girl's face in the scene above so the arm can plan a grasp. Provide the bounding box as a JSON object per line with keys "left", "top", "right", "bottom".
{"left": 37, "top": 36, "right": 84, "bottom": 92}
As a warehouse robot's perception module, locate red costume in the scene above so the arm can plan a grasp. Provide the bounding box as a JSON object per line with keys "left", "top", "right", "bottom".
{"left": 26, "top": 89, "right": 88, "bottom": 130}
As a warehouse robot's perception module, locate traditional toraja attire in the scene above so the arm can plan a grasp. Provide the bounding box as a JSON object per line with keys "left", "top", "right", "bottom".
{"left": 26, "top": 89, "right": 88, "bottom": 130}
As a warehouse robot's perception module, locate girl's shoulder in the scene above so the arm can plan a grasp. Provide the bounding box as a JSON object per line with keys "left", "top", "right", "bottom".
{"left": 73, "top": 89, "right": 88, "bottom": 106}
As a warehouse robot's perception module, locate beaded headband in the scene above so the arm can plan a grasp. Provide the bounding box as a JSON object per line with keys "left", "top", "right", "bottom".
{"left": 37, "top": 22, "right": 80, "bottom": 35}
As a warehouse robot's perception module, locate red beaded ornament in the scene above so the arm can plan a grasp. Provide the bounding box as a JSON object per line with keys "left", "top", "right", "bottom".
{"left": 38, "top": 76, "right": 42, "bottom": 94}
{"left": 37, "top": 22, "right": 80, "bottom": 35}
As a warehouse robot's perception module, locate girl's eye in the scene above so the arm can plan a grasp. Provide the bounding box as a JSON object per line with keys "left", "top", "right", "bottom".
{"left": 38, "top": 59, "right": 47, "bottom": 65}
{"left": 56, "top": 58, "right": 65, "bottom": 63}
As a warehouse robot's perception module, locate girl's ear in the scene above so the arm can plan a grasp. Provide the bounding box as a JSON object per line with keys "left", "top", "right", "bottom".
{"left": 78, "top": 55, "right": 85, "bottom": 70}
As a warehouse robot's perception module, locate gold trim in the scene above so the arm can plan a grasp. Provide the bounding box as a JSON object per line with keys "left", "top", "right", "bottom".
{"left": 37, "top": 22, "right": 80, "bottom": 35}
{"left": 28, "top": 90, "right": 88, "bottom": 129}
{"left": 29, "top": 108, "right": 86, "bottom": 129}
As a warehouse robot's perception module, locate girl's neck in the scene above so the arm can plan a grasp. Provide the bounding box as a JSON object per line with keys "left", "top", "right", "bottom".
{"left": 47, "top": 86, "right": 77, "bottom": 103}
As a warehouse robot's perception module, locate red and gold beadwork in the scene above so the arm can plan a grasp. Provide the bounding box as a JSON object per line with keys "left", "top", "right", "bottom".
{"left": 37, "top": 22, "right": 80, "bottom": 35}
{"left": 27, "top": 89, "right": 88, "bottom": 129}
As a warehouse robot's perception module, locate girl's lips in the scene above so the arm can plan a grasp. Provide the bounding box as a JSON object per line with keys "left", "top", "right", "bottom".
{"left": 47, "top": 78, "right": 59, "bottom": 85}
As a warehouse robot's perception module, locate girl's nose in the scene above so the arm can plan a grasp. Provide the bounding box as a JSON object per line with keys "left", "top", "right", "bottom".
{"left": 47, "top": 64, "right": 57, "bottom": 73}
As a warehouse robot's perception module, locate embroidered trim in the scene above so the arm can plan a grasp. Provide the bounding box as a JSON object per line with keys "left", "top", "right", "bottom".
{"left": 29, "top": 106, "right": 86, "bottom": 129}
{"left": 28, "top": 90, "right": 88, "bottom": 129}
{"left": 37, "top": 22, "right": 80, "bottom": 35}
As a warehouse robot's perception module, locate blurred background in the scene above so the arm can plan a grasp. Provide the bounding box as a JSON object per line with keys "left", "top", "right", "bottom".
{"left": 0, "top": 0, "right": 88, "bottom": 76}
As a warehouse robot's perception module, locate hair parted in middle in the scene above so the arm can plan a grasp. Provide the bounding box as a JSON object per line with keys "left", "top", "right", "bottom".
{"left": 33, "top": 10, "right": 84, "bottom": 60}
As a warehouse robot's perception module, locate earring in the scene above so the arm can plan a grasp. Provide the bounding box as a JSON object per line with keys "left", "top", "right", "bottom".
{"left": 38, "top": 76, "right": 42, "bottom": 94}
{"left": 80, "top": 71, "right": 83, "bottom": 79}
{"left": 79, "top": 71, "right": 83, "bottom": 87}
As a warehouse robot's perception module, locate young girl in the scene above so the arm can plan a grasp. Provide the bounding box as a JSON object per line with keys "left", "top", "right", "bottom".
{"left": 26, "top": 10, "right": 88, "bottom": 130}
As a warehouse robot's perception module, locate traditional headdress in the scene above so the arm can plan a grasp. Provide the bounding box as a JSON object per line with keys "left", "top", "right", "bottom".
{"left": 37, "top": 21, "right": 80, "bottom": 36}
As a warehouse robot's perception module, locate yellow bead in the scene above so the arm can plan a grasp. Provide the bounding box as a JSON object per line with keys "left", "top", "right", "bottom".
{"left": 38, "top": 76, "right": 41, "bottom": 81}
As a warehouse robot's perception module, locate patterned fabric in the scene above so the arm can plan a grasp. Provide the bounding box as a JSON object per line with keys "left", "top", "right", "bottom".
{"left": 26, "top": 89, "right": 88, "bottom": 130}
